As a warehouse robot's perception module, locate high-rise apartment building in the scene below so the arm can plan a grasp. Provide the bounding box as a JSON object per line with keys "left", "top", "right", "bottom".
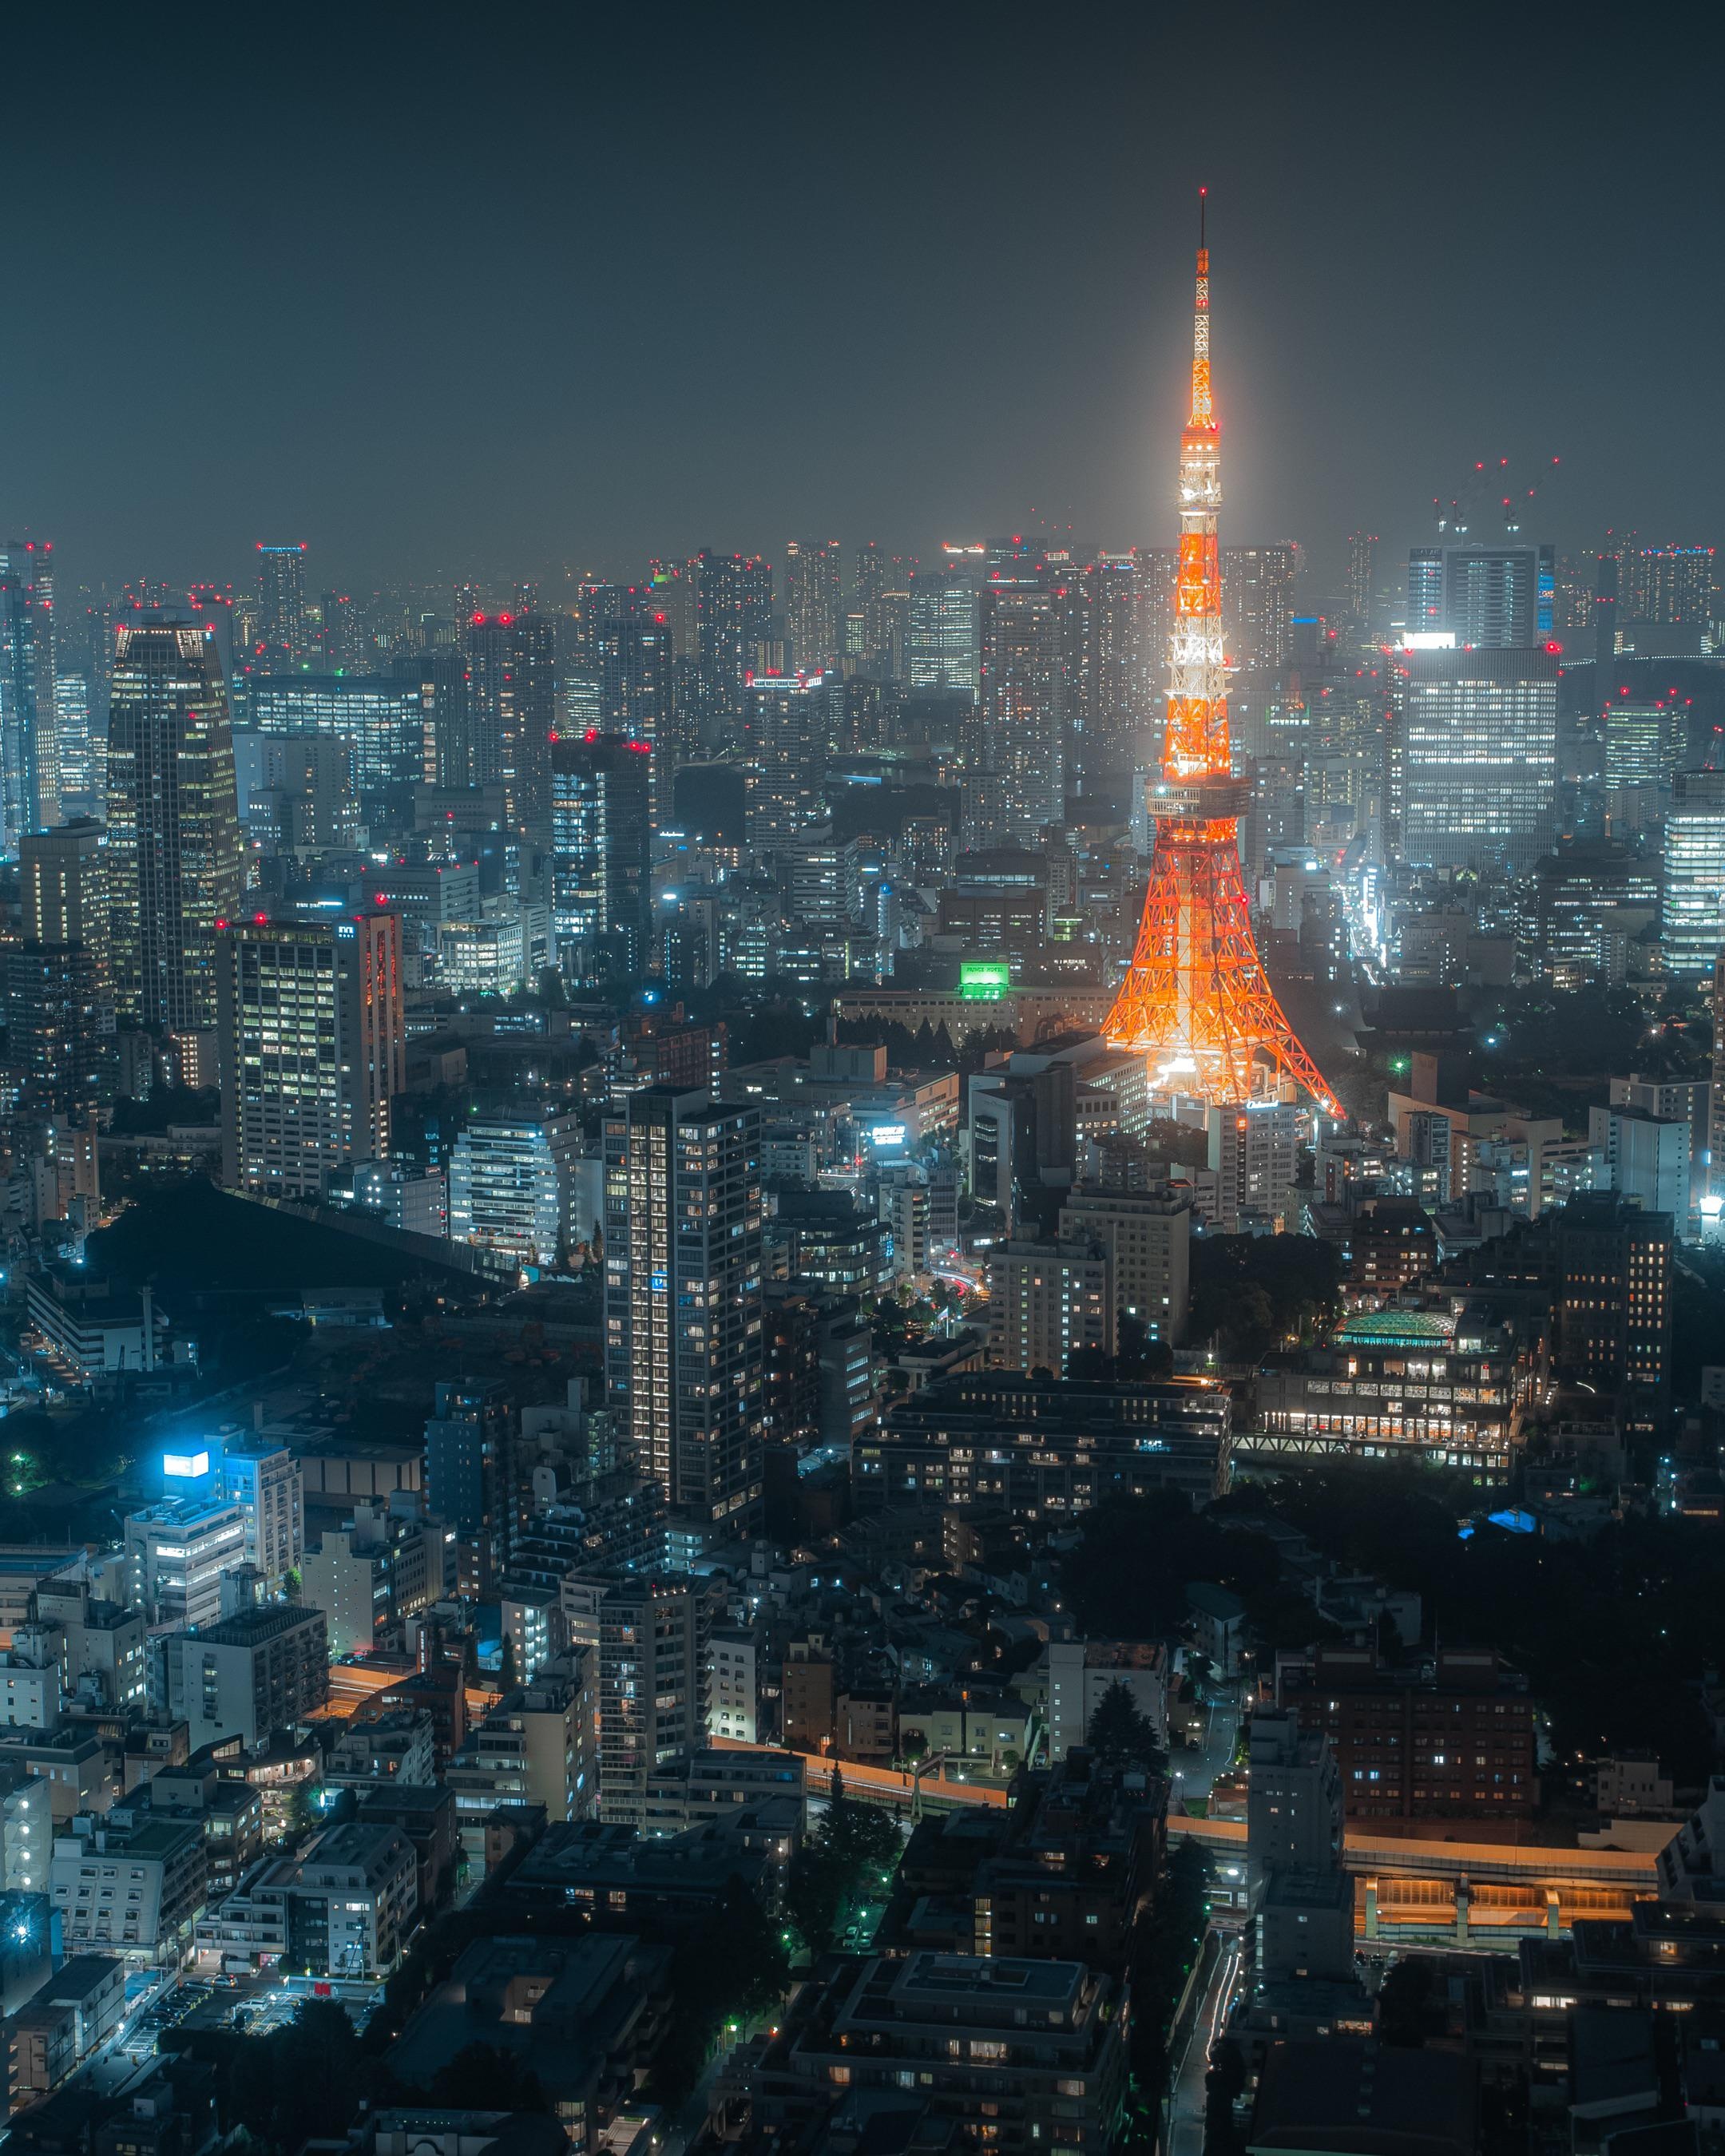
{"left": 1619, "top": 545, "right": 1715, "bottom": 627}
{"left": 1346, "top": 531, "right": 1378, "bottom": 627}
{"left": 105, "top": 621, "right": 244, "bottom": 1032}
{"left": 1056, "top": 1186, "right": 1192, "bottom": 1344}
{"left": 695, "top": 552, "right": 772, "bottom": 737}
{"left": 984, "top": 1239, "right": 1111, "bottom": 1373}
{"left": 597, "top": 616, "right": 673, "bottom": 809}
{"left": 454, "top": 612, "right": 557, "bottom": 832}
{"left": 1588, "top": 1103, "right": 1691, "bottom": 1226}
{"left": 563, "top": 1569, "right": 711, "bottom": 1825}
{"left": 549, "top": 732, "right": 652, "bottom": 979}
{"left": 1406, "top": 544, "right": 1554, "bottom": 647}
{"left": 603, "top": 1087, "right": 764, "bottom": 1528}
{"left": 1223, "top": 543, "right": 1299, "bottom": 670}
{"left": 255, "top": 543, "right": 309, "bottom": 668}
{"left": 783, "top": 541, "right": 843, "bottom": 671}
{"left": 448, "top": 1105, "right": 579, "bottom": 1269}
{"left": 1207, "top": 1098, "right": 1301, "bottom": 1231}
{"left": 0, "top": 539, "right": 60, "bottom": 849}
{"left": 854, "top": 543, "right": 915, "bottom": 676}
{"left": 220, "top": 1437, "right": 304, "bottom": 1591}
{"left": 975, "top": 565, "right": 1061, "bottom": 843}
{"left": 1399, "top": 646, "right": 1557, "bottom": 871}
{"left": 216, "top": 913, "right": 405, "bottom": 1198}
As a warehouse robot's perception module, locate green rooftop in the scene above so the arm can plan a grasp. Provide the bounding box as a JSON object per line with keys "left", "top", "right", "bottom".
{"left": 1335, "top": 1310, "right": 1455, "bottom": 1346}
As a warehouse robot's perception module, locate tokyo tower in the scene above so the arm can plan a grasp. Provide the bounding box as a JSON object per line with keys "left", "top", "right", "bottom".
{"left": 1103, "top": 196, "right": 1339, "bottom": 1117}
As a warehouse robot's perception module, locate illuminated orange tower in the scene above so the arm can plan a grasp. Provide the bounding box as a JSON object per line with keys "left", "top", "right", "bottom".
{"left": 1103, "top": 196, "right": 1338, "bottom": 1115}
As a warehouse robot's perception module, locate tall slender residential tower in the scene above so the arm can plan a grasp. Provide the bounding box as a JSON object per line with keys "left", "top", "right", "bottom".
{"left": 106, "top": 621, "right": 244, "bottom": 1032}
{"left": 1104, "top": 200, "right": 1337, "bottom": 1114}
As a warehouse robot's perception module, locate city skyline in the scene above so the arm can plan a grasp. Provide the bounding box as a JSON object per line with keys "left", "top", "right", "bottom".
{"left": 3, "top": 14, "right": 1723, "bottom": 593}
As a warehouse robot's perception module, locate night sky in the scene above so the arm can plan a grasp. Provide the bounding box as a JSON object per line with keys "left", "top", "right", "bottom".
{"left": 4, "top": 8, "right": 1722, "bottom": 598}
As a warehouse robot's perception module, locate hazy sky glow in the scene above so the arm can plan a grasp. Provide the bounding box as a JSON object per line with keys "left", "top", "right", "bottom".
{"left": 4, "top": 7, "right": 1722, "bottom": 599}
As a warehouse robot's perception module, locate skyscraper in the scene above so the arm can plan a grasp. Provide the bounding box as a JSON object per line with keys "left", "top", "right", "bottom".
{"left": 597, "top": 613, "right": 673, "bottom": 811}
{"left": 216, "top": 913, "right": 405, "bottom": 1197}
{"left": 458, "top": 612, "right": 558, "bottom": 834}
{"left": 1620, "top": 545, "right": 1716, "bottom": 627}
{"left": 783, "top": 540, "right": 843, "bottom": 671}
{"left": 907, "top": 565, "right": 981, "bottom": 693}
{"left": 255, "top": 543, "right": 309, "bottom": 668}
{"left": 0, "top": 539, "right": 60, "bottom": 849}
{"left": 105, "top": 621, "right": 244, "bottom": 1032}
{"left": 1660, "top": 807, "right": 1725, "bottom": 978}
{"left": 549, "top": 732, "right": 652, "bottom": 979}
{"left": 603, "top": 1086, "right": 763, "bottom": 1529}
{"left": 977, "top": 561, "right": 1061, "bottom": 842}
{"left": 695, "top": 552, "right": 772, "bottom": 739}
{"left": 250, "top": 673, "right": 428, "bottom": 799}
{"left": 1346, "top": 531, "right": 1378, "bottom": 628}
{"left": 743, "top": 673, "right": 829, "bottom": 850}
{"left": 1399, "top": 646, "right": 1557, "bottom": 872}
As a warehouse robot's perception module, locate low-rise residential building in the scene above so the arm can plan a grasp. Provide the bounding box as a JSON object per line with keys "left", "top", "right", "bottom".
{"left": 50, "top": 1812, "right": 206, "bottom": 1965}
{"left": 708, "top": 1627, "right": 759, "bottom": 1745}
{"left": 386, "top": 1933, "right": 673, "bottom": 2152}
{"left": 1046, "top": 1640, "right": 1168, "bottom": 1760}
{"left": 193, "top": 1820, "right": 417, "bottom": 1977}
{"left": 327, "top": 1711, "right": 438, "bottom": 1792}
{"left": 749, "top": 1952, "right": 1129, "bottom": 2152}
{"left": 153, "top": 1604, "right": 329, "bottom": 1750}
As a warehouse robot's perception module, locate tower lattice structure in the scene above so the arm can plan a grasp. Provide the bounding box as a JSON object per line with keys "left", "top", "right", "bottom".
{"left": 1103, "top": 199, "right": 1338, "bottom": 1116}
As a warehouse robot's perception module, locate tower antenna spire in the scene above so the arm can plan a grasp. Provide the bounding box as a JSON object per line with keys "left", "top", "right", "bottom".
{"left": 1199, "top": 184, "right": 1207, "bottom": 252}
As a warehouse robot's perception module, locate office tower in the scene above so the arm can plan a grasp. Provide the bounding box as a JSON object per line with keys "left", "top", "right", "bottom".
{"left": 566, "top": 1570, "right": 711, "bottom": 1825}
{"left": 783, "top": 541, "right": 843, "bottom": 670}
{"left": 52, "top": 674, "right": 95, "bottom": 813}
{"left": 105, "top": 621, "right": 243, "bottom": 1032}
{"left": 1223, "top": 544, "right": 1299, "bottom": 669}
{"left": 1603, "top": 696, "right": 1684, "bottom": 795}
{"left": 1057, "top": 1187, "right": 1192, "bottom": 1344}
{"left": 251, "top": 673, "right": 427, "bottom": 797}
{"left": 1057, "top": 554, "right": 1151, "bottom": 778}
{"left": 22, "top": 818, "right": 106, "bottom": 955}
{"left": 603, "top": 1086, "right": 763, "bottom": 1528}
{"left": 425, "top": 1381, "right": 516, "bottom": 1599}
{"left": 1554, "top": 1192, "right": 1671, "bottom": 1434}
{"left": 255, "top": 543, "right": 309, "bottom": 667}
{"left": 974, "top": 563, "right": 1061, "bottom": 842}
{"left": 910, "top": 565, "right": 978, "bottom": 690}
{"left": 1346, "top": 532, "right": 1378, "bottom": 627}
{"left": 549, "top": 732, "right": 651, "bottom": 979}
{"left": 694, "top": 552, "right": 772, "bottom": 738}
{"left": 1104, "top": 211, "right": 1336, "bottom": 1112}
{"left": 216, "top": 913, "right": 405, "bottom": 1197}
{"left": 1588, "top": 1103, "right": 1691, "bottom": 1224}
{"left": 597, "top": 613, "right": 673, "bottom": 808}
{"left": 743, "top": 673, "right": 828, "bottom": 849}
{"left": 1405, "top": 543, "right": 1554, "bottom": 647}
{"left": 448, "top": 1106, "right": 579, "bottom": 1267}
{"left": 458, "top": 612, "right": 557, "bottom": 833}
{"left": 125, "top": 1484, "right": 248, "bottom": 1630}
{"left": 1660, "top": 807, "right": 1725, "bottom": 978}
{"left": 251, "top": 735, "right": 360, "bottom": 850}
{"left": 1398, "top": 646, "right": 1557, "bottom": 871}
{"left": 0, "top": 540, "right": 60, "bottom": 849}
